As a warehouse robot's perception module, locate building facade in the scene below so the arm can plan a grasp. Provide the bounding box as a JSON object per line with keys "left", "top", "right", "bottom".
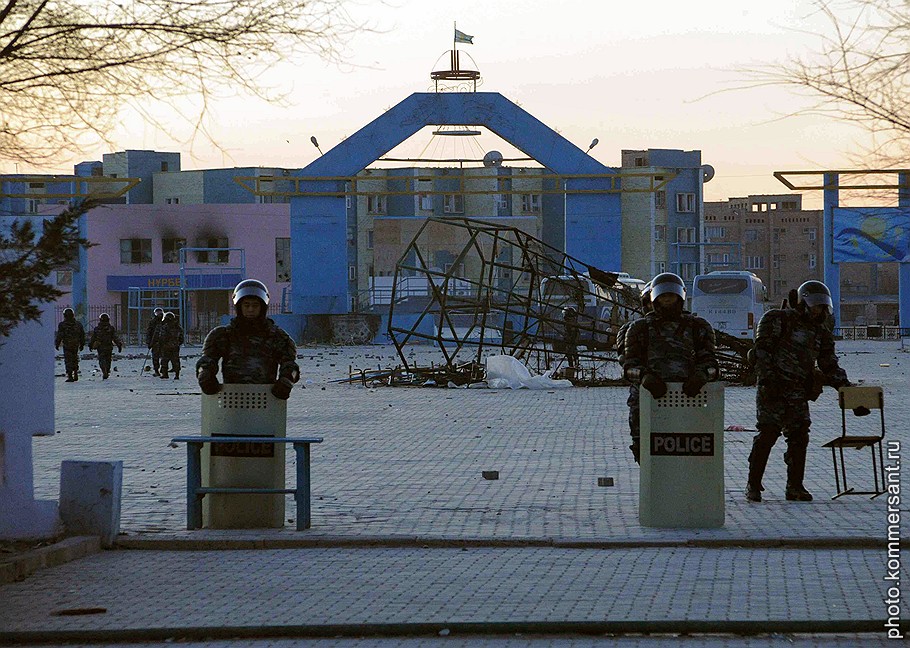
{"left": 620, "top": 149, "right": 708, "bottom": 285}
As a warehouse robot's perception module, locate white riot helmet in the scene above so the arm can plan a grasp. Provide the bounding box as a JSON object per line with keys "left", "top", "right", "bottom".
{"left": 649, "top": 272, "right": 686, "bottom": 302}
{"left": 233, "top": 279, "right": 270, "bottom": 318}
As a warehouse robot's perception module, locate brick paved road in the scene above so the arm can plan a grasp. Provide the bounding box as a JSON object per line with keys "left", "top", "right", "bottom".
{"left": 34, "top": 341, "right": 908, "bottom": 542}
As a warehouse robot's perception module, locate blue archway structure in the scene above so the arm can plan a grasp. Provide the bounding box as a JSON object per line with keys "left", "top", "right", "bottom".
{"left": 289, "top": 92, "right": 620, "bottom": 315}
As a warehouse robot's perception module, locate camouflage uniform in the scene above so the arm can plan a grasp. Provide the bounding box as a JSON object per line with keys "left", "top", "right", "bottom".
{"left": 623, "top": 311, "right": 718, "bottom": 460}
{"left": 158, "top": 317, "right": 184, "bottom": 379}
{"left": 55, "top": 316, "right": 85, "bottom": 381}
{"left": 146, "top": 313, "right": 164, "bottom": 375}
{"left": 747, "top": 307, "right": 849, "bottom": 499}
{"left": 196, "top": 316, "right": 299, "bottom": 386}
{"left": 615, "top": 318, "right": 639, "bottom": 454}
{"left": 562, "top": 309, "right": 579, "bottom": 368}
{"left": 88, "top": 321, "right": 123, "bottom": 379}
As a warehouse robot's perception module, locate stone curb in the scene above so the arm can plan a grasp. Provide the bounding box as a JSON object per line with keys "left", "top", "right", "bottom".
{"left": 116, "top": 534, "right": 901, "bottom": 551}
{"left": 0, "top": 619, "right": 894, "bottom": 645}
{"left": 0, "top": 536, "right": 101, "bottom": 586}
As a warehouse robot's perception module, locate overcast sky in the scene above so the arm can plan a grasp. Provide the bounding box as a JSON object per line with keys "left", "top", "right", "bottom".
{"left": 45, "top": 0, "right": 876, "bottom": 206}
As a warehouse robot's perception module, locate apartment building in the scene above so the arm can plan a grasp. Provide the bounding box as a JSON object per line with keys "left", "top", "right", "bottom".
{"left": 705, "top": 194, "right": 898, "bottom": 325}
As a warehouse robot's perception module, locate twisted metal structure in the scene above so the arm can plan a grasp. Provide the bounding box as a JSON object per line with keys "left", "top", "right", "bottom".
{"left": 387, "top": 217, "right": 754, "bottom": 386}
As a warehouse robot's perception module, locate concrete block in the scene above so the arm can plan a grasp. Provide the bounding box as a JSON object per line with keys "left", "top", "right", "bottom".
{"left": 59, "top": 461, "right": 123, "bottom": 547}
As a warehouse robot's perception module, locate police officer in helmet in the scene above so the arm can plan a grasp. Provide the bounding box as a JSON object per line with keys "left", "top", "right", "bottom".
{"left": 746, "top": 280, "right": 851, "bottom": 502}
{"left": 622, "top": 273, "right": 719, "bottom": 463}
{"left": 196, "top": 279, "right": 300, "bottom": 399}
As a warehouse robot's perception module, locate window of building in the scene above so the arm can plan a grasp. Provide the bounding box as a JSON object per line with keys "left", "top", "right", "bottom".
{"left": 809, "top": 253, "right": 817, "bottom": 269}
{"left": 653, "top": 225, "right": 666, "bottom": 241}
{"left": 367, "top": 194, "right": 386, "bottom": 214}
{"left": 744, "top": 229, "right": 759, "bottom": 243}
{"left": 772, "top": 227, "right": 786, "bottom": 242}
{"left": 805, "top": 227, "right": 817, "bottom": 241}
{"left": 676, "top": 192, "right": 695, "bottom": 213}
{"left": 634, "top": 157, "right": 645, "bottom": 167}
{"left": 773, "top": 254, "right": 785, "bottom": 269}
{"left": 655, "top": 191, "right": 666, "bottom": 209}
{"left": 494, "top": 194, "right": 509, "bottom": 210}
{"left": 656, "top": 261, "right": 666, "bottom": 274}
{"left": 56, "top": 270, "right": 73, "bottom": 287}
{"left": 745, "top": 255, "right": 765, "bottom": 270}
{"left": 367, "top": 229, "right": 374, "bottom": 250}
{"left": 120, "top": 238, "right": 152, "bottom": 264}
{"left": 774, "top": 279, "right": 786, "bottom": 294}
{"left": 520, "top": 193, "right": 541, "bottom": 213}
{"left": 349, "top": 265, "right": 357, "bottom": 281}
{"left": 160, "top": 161, "right": 169, "bottom": 172}
{"left": 677, "top": 227, "right": 696, "bottom": 244}
{"left": 165, "top": 197, "right": 180, "bottom": 205}
{"left": 276, "top": 237, "right": 291, "bottom": 282}
{"left": 26, "top": 198, "right": 40, "bottom": 213}
{"left": 28, "top": 182, "right": 44, "bottom": 189}
{"left": 90, "top": 166, "right": 103, "bottom": 177}
{"left": 195, "top": 236, "right": 229, "bottom": 263}
{"left": 161, "top": 237, "right": 186, "bottom": 264}
{"left": 706, "top": 226, "right": 726, "bottom": 239}
{"left": 679, "top": 262, "right": 696, "bottom": 281}
{"left": 782, "top": 201, "right": 798, "bottom": 209}
{"left": 347, "top": 226, "right": 356, "bottom": 247}
{"left": 443, "top": 193, "right": 464, "bottom": 214}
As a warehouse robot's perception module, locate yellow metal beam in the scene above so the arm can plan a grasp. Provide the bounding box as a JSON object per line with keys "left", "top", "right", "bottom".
{"left": 774, "top": 169, "right": 910, "bottom": 191}
{"left": 0, "top": 175, "right": 140, "bottom": 199}
{"left": 234, "top": 171, "right": 677, "bottom": 197}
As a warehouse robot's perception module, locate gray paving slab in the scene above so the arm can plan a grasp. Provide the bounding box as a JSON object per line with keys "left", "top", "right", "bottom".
{"left": 34, "top": 341, "right": 909, "bottom": 543}
{"left": 25, "top": 636, "right": 900, "bottom": 648}
{"left": 0, "top": 546, "right": 903, "bottom": 637}
{"left": 3, "top": 340, "right": 908, "bottom": 644}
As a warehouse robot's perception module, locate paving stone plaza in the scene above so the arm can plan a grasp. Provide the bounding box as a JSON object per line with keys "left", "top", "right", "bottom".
{"left": 0, "top": 340, "right": 907, "bottom": 646}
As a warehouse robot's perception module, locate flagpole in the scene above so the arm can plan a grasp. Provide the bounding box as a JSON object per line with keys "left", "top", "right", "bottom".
{"left": 453, "top": 21, "right": 456, "bottom": 51}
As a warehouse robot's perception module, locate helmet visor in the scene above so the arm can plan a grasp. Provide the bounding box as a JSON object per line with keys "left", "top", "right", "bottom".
{"left": 803, "top": 291, "right": 833, "bottom": 313}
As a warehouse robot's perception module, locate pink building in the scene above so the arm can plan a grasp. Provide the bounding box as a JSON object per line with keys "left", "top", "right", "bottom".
{"left": 57, "top": 203, "right": 291, "bottom": 343}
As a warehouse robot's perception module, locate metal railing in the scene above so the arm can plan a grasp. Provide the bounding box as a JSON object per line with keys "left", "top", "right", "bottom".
{"left": 835, "top": 325, "right": 909, "bottom": 341}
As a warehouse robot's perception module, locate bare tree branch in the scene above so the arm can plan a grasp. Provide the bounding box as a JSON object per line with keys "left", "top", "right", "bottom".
{"left": 741, "top": 0, "right": 910, "bottom": 166}
{"left": 0, "top": 0, "right": 369, "bottom": 166}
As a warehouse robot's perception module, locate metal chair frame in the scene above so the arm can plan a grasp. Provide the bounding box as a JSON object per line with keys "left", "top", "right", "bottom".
{"left": 821, "top": 386, "right": 886, "bottom": 499}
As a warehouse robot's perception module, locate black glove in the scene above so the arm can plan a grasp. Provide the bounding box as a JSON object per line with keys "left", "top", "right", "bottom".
{"left": 682, "top": 371, "right": 708, "bottom": 397}
{"left": 55, "top": 344, "right": 60, "bottom": 350}
{"left": 271, "top": 378, "right": 293, "bottom": 400}
{"left": 199, "top": 376, "right": 222, "bottom": 395}
{"left": 640, "top": 373, "right": 667, "bottom": 399}
{"left": 117, "top": 346, "right": 123, "bottom": 353}
{"left": 853, "top": 406, "right": 871, "bottom": 417}
{"left": 805, "top": 370, "right": 825, "bottom": 402}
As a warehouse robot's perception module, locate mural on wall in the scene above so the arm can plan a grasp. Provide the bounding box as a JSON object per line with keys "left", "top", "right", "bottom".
{"left": 833, "top": 207, "right": 910, "bottom": 263}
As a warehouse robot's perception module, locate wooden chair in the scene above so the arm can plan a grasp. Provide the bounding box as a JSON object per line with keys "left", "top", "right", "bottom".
{"left": 821, "top": 386, "right": 886, "bottom": 499}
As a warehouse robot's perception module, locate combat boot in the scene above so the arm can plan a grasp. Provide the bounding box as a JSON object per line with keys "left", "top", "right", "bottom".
{"left": 160, "top": 371, "right": 169, "bottom": 379}
{"left": 784, "top": 445, "right": 813, "bottom": 501}
{"left": 72, "top": 371, "right": 78, "bottom": 382}
{"left": 746, "top": 436, "right": 774, "bottom": 502}
{"left": 65, "top": 372, "right": 75, "bottom": 382}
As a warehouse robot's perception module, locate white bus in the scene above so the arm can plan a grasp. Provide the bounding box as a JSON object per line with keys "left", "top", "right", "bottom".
{"left": 691, "top": 271, "right": 767, "bottom": 339}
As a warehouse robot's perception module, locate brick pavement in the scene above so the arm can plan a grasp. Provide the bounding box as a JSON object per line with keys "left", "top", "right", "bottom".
{"left": 33, "top": 340, "right": 908, "bottom": 542}
{"left": 2, "top": 340, "right": 904, "bottom": 644}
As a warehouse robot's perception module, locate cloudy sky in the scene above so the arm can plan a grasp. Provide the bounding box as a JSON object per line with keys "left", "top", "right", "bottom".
{"left": 58, "top": 1, "right": 876, "bottom": 206}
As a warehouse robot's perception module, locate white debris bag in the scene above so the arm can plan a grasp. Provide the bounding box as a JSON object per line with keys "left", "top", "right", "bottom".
{"left": 485, "top": 355, "right": 572, "bottom": 390}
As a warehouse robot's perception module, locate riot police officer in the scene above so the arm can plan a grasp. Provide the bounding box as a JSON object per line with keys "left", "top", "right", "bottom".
{"left": 746, "top": 280, "right": 851, "bottom": 502}
{"left": 622, "top": 273, "right": 719, "bottom": 463}
{"left": 55, "top": 308, "right": 85, "bottom": 382}
{"left": 562, "top": 305, "right": 579, "bottom": 370}
{"left": 146, "top": 307, "right": 165, "bottom": 376}
{"left": 88, "top": 313, "right": 123, "bottom": 380}
{"left": 196, "top": 279, "right": 300, "bottom": 399}
{"left": 159, "top": 311, "right": 184, "bottom": 379}
{"left": 616, "top": 282, "right": 652, "bottom": 462}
